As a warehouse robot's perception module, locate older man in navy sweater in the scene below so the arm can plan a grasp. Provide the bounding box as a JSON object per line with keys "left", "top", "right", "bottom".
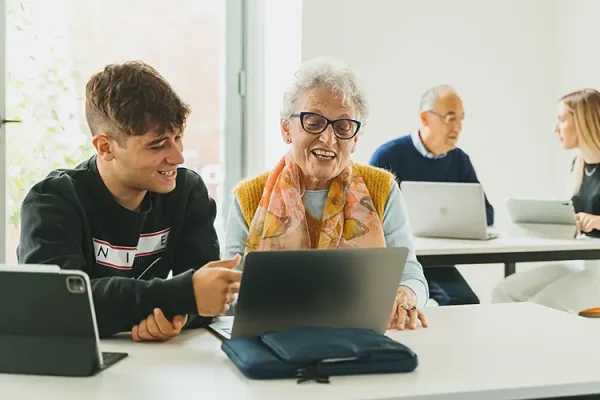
{"left": 369, "top": 84, "right": 493, "bottom": 306}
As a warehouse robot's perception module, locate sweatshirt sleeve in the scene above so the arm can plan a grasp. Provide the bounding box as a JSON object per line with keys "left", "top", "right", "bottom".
{"left": 171, "top": 173, "right": 221, "bottom": 329}
{"left": 18, "top": 186, "right": 199, "bottom": 338}
{"left": 171, "top": 173, "right": 220, "bottom": 274}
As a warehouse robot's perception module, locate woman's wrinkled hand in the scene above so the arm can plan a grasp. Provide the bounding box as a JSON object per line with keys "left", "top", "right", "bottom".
{"left": 388, "top": 286, "right": 428, "bottom": 330}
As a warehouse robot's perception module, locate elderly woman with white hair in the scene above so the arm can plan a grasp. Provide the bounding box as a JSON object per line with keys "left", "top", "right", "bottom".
{"left": 224, "top": 56, "right": 429, "bottom": 330}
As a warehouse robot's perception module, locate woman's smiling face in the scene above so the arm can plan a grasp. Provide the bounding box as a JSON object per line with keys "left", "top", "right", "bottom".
{"left": 281, "top": 87, "right": 360, "bottom": 190}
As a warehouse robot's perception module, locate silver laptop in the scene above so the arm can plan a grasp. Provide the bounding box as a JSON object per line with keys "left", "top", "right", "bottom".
{"left": 208, "top": 247, "right": 409, "bottom": 340}
{"left": 506, "top": 198, "right": 576, "bottom": 225}
{"left": 400, "top": 181, "right": 498, "bottom": 240}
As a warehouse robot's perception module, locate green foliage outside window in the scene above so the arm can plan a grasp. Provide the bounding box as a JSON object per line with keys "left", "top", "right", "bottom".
{"left": 6, "top": 0, "right": 92, "bottom": 226}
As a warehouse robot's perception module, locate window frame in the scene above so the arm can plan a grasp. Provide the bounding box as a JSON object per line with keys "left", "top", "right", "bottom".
{"left": 0, "top": 0, "right": 7, "bottom": 263}
{"left": 0, "top": 0, "right": 247, "bottom": 262}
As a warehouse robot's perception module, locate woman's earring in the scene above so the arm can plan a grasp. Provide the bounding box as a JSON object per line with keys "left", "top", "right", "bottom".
{"left": 286, "top": 137, "right": 291, "bottom": 144}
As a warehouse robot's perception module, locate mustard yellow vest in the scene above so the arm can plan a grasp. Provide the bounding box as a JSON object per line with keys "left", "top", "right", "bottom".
{"left": 234, "top": 163, "right": 395, "bottom": 232}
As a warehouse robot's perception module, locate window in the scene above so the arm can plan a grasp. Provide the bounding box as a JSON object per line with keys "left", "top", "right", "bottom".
{"left": 0, "top": 0, "right": 245, "bottom": 263}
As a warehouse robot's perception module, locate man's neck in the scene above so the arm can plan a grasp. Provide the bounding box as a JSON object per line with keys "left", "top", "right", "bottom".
{"left": 419, "top": 130, "right": 447, "bottom": 157}
{"left": 96, "top": 159, "right": 146, "bottom": 211}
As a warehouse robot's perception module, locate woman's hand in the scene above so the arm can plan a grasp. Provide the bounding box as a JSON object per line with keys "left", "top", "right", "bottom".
{"left": 576, "top": 213, "right": 600, "bottom": 233}
{"left": 388, "top": 286, "right": 428, "bottom": 330}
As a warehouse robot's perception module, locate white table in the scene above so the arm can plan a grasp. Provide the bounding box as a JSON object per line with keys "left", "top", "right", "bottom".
{"left": 415, "top": 235, "right": 600, "bottom": 276}
{"left": 2, "top": 303, "right": 600, "bottom": 400}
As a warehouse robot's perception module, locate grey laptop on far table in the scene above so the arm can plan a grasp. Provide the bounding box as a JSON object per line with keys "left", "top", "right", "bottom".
{"left": 208, "top": 247, "right": 409, "bottom": 340}
{"left": 505, "top": 198, "right": 578, "bottom": 238}
{"left": 505, "top": 198, "right": 576, "bottom": 225}
{"left": 400, "top": 181, "right": 498, "bottom": 240}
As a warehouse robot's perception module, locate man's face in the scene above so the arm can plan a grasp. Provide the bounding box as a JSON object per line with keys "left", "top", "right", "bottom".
{"left": 110, "top": 130, "right": 185, "bottom": 194}
{"left": 422, "top": 91, "right": 465, "bottom": 153}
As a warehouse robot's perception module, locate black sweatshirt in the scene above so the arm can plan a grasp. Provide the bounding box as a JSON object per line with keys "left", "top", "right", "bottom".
{"left": 18, "top": 156, "right": 220, "bottom": 337}
{"left": 572, "top": 161, "right": 600, "bottom": 239}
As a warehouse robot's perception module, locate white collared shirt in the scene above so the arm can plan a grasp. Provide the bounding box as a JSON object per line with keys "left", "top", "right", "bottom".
{"left": 410, "top": 130, "right": 447, "bottom": 160}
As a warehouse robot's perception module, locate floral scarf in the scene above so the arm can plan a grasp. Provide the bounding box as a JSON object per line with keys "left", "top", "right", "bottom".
{"left": 245, "top": 152, "right": 386, "bottom": 252}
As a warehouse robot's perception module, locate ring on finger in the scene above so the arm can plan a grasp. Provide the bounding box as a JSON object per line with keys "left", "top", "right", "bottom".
{"left": 402, "top": 305, "right": 416, "bottom": 312}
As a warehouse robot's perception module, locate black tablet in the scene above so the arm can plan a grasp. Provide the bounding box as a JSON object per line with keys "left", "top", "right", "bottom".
{"left": 0, "top": 265, "right": 127, "bottom": 376}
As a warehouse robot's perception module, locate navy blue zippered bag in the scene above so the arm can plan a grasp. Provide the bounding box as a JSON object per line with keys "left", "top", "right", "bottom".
{"left": 221, "top": 326, "right": 418, "bottom": 383}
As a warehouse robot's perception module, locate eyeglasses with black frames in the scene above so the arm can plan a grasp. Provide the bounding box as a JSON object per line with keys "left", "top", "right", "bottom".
{"left": 290, "top": 111, "right": 362, "bottom": 140}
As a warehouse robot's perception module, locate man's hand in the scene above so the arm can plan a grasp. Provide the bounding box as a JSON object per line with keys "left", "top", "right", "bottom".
{"left": 192, "top": 254, "right": 242, "bottom": 316}
{"left": 576, "top": 213, "right": 600, "bottom": 233}
{"left": 132, "top": 308, "right": 188, "bottom": 342}
{"left": 388, "top": 286, "right": 428, "bottom": 331}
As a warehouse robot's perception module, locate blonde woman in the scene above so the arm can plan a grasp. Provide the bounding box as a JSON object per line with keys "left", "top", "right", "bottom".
{"left": 492, "top": 89, "right": 600, "bottom": 313}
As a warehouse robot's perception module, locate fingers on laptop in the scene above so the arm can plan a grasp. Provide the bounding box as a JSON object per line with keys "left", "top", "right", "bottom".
{"left": 229, "top": 281, "right": 241, "bottom": 293}
{"left": 206, "top": 254, "right": 242, "bottom": 270}
{"left": 219, "top": 285, "right": 239, "bottom": 313}
{"left": 226, "top": 270, "right": 243, "bottom": 282}
{"left": 225, "top": 292, "right": 236, "bottom": 304}
{"left": 132, "top": 308, "right": 186, "bottom": 342}
{"left": 220, "top": 270, "right": 242, "bottom": 312}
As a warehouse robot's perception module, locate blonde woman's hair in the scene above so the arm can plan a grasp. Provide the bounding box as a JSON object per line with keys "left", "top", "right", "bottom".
{"left": 560, "top": 89, "right": 600, "bottom": 195}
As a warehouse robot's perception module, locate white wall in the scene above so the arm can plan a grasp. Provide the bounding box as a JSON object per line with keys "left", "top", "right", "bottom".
{"left": 555, "top": 0, "right": 600, "bottom": 94}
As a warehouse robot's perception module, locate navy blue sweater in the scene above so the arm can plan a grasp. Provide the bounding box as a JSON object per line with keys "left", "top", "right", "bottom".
{"left": 369, "top": 134, "right": 494, "bottom": 226}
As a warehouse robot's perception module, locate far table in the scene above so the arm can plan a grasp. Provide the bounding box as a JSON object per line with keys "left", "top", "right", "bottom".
{"left": 414, "top": 235, "right": 600, "bottom": 276}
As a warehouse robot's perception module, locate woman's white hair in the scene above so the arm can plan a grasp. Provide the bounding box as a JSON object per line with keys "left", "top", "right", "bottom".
{"left": 280, "top": 56, "right": 369, "bottom": 124}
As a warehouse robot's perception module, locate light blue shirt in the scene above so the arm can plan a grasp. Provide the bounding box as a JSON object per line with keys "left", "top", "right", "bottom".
{"left": 411, "top": 130, "right": 447, "bottom": 159}
{"left": 223, "top": 180, "right": 429, "bottom": 308}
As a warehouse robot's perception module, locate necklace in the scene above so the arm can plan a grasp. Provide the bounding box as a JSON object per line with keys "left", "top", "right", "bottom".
{"left": 585, "top": 165, "right": 598, "bottom": 176}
